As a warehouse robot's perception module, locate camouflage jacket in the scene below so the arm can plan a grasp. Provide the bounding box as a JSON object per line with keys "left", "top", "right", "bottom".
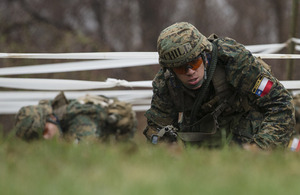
{"left": 144, "top": 35, "right": 295, "bottom": 149}
{"left": 292, "top": 94, "right": 300, "bottom": 135}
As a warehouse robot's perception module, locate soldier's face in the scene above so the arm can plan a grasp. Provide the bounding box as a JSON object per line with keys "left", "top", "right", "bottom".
{"left": 173, "top": 60, "right": 205, "bottom": 90}
{"left": 43, "top": 122, "right": 59, "bottom": 139}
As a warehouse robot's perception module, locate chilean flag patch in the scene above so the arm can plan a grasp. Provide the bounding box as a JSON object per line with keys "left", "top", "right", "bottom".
{"left": 252, "top": 75, "right": 273, "bottom": 97}
{"left": 288, "top": 138, "right": 300, "bottom": 152}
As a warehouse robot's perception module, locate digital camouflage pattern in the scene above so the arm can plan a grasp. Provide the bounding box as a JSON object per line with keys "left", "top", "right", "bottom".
{"left": 73, "top": 94, "right": 137, "bottom": 142}
{"left": 145, "top": 23, "right": 295, "bottom": 149}
{"left": 157, "top": 22, "right": 212, "bottom": 68}
{"left": 292, "top": 94, "right": 300, "bottom": 135}
{"left": 15, "top": 92, "right": 137, "bottom": 142}
{"left": 15, "top": 104, "right": 52, "bottom": 140}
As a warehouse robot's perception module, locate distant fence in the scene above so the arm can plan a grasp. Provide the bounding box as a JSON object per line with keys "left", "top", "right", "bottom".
{"left": 0, "top": 38, "right": 300, "bottom": 114}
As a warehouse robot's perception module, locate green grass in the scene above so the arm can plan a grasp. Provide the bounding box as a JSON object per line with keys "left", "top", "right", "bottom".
{"left": 1, "top": 135, "right": 300, "bottom": 195}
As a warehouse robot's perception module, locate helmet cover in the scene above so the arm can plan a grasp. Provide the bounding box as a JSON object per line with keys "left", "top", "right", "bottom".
{"left": 157, "top": 22, "right": 212, "bottom": 68}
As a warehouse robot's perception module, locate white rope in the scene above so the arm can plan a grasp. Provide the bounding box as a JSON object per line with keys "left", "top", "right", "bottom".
{"left": 0, "top": 52, "right": 159, "bottom": 60}
{"left": 292, "top": 38, "right": 300, "bottom": 44}
{"left": 293, "top": 90, "right": 300, "bottom": 95}
{"left": 279, "top": 81, "right": 300, "bottom": 90}
{"left": 0, "top": 77, "right": 153, "bottom": 90}
{"left": 0, "top": 52, "right": 300, "bottom": 60}
{"left": 252, "top": 54, "right": 300, "bottom": 59}
{"left": 0, "top": 59, "right": 159, "bottom": 76}
{"left": 245, "top": 43, "right": 287, "bottom": 53}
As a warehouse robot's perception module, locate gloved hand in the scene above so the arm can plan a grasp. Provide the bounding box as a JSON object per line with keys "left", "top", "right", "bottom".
{"left": 242, "top": 143, "right": 261, "bottom": 151}
{"left": 150, "top": 125, "right": 178, "bottom": 144}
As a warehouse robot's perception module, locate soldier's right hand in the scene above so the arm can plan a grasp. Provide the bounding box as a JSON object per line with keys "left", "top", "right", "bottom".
{"left": 150, "top": 125, "right": 178, "bottom": 144}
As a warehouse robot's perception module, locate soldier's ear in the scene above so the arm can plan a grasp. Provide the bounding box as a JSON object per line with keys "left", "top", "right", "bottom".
{"left": 43, "top": 126, "right": 49, "bottom": 139}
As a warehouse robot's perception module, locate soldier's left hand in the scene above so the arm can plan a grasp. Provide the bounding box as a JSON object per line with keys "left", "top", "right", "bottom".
{"left": 242, "top": 143, "right": 261, "bottom": 152}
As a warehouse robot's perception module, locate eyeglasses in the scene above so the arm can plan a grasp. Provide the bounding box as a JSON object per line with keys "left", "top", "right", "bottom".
{"left": 172, "top": 57, "right": 203, "bottom": 75}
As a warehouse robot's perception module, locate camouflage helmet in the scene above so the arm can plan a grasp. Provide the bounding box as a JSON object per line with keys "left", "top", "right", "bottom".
{"left": 157, "top": 22, "right": 212, "bottom": 68}
{"left": 14, "top": 104, "right": 52, "bottom": 141}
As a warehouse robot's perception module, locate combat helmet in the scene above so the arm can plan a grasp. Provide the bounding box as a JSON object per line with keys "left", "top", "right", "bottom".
{"left": 14, "top": 104, "right": 52, "bottom": 141}
{"left": 157, "top": 22, "right": 212, "bottom": 68}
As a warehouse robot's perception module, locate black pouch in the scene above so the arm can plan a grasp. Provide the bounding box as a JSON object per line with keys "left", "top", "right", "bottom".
{"left": 178, "top": 113, "right": 218, "bottom": 142}
{"left": 232, "top": 110, "right": 263, "bottom": 143}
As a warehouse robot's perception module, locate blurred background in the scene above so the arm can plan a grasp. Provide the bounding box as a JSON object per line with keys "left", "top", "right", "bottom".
{"left": 0, "top": 0, "right": 299, "bottom": 139}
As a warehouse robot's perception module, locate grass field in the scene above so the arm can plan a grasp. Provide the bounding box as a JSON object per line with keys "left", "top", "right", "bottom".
{"left": 1, "top": 134, "right": 300, "bottom": 195}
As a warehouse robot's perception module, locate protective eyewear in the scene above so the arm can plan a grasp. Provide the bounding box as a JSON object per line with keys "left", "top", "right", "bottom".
{"left": 172, "top": 57, "right": 203, "bottom": 75}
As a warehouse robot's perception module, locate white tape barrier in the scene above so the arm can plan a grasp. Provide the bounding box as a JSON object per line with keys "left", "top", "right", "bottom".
{"left": 0, "top": 52, "right": 159, "bottom": 60}
{"left": 252, "top": 54, "right": 300, "bottom": 59}
{"left": 292, "top": 38, "right": 300, "bottom": 44}
{"left": 245, "top": 43, "right": 287, "bottom": 54}
{"left": 293, "top": 90, "right": 300, "bottom": 95}
{"left": 278, "top": 81, "right": 300, "bottom": 90}
{"left": 0, "top": 52, "right": 299, "bottom": 61}
{"left": 0, "top": 59, "right": 159, "bottom": 76}
{"left": 0, "top": 78, "right": 153, "bottom": 90}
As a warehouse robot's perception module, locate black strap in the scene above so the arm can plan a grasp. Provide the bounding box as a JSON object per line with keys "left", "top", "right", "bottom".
{"left": 190, "top": 43, "right": 218, "bottom": 122}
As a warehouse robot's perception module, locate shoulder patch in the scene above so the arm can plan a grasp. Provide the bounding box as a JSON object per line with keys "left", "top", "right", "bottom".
{"left": 252, "top": 75, "right": 273, "bottom": 97}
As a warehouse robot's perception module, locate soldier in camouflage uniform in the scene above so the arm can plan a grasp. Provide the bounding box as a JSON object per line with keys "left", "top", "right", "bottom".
{"left": 143, "top": 22, "right": 295, "bottom": 150}
{"left": 292, "top": 94, "right": 300, "bottom": 135}
{"left": 14, "top": 92, "right": 137, "bottom": 143}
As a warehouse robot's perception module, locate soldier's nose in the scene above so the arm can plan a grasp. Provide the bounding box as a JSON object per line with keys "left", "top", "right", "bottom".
{"left": 185, "top": 66, "right": 195, "bottom": 75}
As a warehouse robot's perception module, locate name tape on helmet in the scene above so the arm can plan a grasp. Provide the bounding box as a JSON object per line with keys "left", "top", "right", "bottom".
{"left": 161, "top": 43, "right": 192, "bottom": 61}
